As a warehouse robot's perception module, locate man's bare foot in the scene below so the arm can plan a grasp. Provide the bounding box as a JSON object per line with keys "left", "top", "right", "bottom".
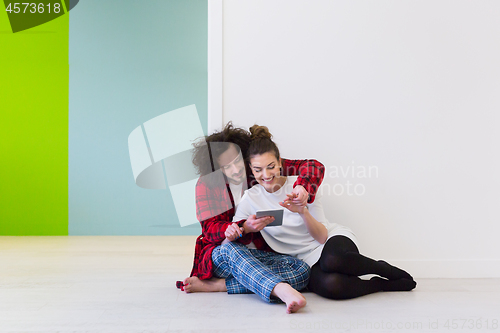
{"left": 182, "top": 277, "right": 227, "bottom": 293}
{"left": 271, "top": 282, "right": 307, "bottom": 314}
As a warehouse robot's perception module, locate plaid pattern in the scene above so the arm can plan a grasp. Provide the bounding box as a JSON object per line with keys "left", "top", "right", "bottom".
{"left": 212, "top": 242, "right": 311, "bottom": 303}
{"left": 190, "top": 158, "right": 325, "bottom": 279}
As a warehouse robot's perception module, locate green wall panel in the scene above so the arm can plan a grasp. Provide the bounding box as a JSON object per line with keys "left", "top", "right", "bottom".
{"left": 0, "top": 8, "right": 68, "bottom": 235}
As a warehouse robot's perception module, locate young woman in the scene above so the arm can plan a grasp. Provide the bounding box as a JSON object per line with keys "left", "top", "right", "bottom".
{"left": 181, "top": 123, "right": 326, "bottom": 313}
{"left": 228, "top": 125, "right": 417, "bottom": 300}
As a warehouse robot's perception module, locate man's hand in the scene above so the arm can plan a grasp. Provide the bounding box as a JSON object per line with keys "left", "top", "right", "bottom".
{"left": 224, "top": 223, "right": 245, "bottom": 242}
{"left": 243, "top": 215, "right": 275, "bottom": 233}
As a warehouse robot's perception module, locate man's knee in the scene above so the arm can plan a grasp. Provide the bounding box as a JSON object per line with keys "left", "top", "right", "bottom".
{"left": 219, "top": 241, "right": 246, "bottom": 258}
{"left": 294, "top": 260, "right": 311, "bottom": 289}
{"left": 277, "top": 256, "right": 311, "bottom": 290}
{"left": 220, "top": 241, "right": 243, "bottom": 251}
{"left": 285, "top": 256, "right": 311, "bottom": 276}
{"left": 299, "top": 260, "right": 311, "bottom": 278}
{"left": 212, "top": 245, "right": 233, "bottom": 277}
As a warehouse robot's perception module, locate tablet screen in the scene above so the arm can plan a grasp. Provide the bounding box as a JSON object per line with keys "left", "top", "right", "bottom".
{"left": 256, "top": 209, "right": 284, "bottom": 227}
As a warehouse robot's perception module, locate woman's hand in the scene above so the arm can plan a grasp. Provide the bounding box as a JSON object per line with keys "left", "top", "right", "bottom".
{"left": 288, "top": 185, "right": 309, "bottom": 206}
{"left": 279, "top": 198, "right": 307, "bottom": 214}
{"left": 243, "top": 215, "right": 275, "bottom": 233}
{"left": 224, "top": 223, "right": 245, "bottom": 242}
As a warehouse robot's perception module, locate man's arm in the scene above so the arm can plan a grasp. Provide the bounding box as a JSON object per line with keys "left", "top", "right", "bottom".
{"left": 195, "top": 179, "right": 234, "bottom": 243}
{"left": 281, "top": 158, "right": 325, "bottom": 203}
{"left": 200, "top": 215, "right": 233, "bottom": 243}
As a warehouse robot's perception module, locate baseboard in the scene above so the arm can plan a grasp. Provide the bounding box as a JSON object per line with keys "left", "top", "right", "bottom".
{"left": 386, "top": 259, "right": 500, "bottom": 278}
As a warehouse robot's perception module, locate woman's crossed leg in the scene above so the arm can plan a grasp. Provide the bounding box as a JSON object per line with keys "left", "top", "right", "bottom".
{"left": 308, "top": 235, "right": 416, "bottom": 300}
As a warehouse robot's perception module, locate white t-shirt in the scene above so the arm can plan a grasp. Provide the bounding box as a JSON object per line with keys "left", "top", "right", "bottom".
{"left": 233, "top": 176, "right": 358, "bottom": 267}
{"left": 229, "top": 180, "right": 256, "bottom": 249}
{"left": 229, "top": 181, "right": 244, "bottom": 207}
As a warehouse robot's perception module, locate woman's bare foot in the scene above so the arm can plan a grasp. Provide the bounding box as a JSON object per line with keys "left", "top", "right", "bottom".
{"left": 182, "top": 277, "right": 227, "bottom": 293}
{"left": 271, "top": 282, "right": 307, "bottom": 314}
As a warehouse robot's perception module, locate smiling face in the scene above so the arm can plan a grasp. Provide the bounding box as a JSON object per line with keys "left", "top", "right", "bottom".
{"left": 249, "top": 152, "right": 285, "bottom": 193}
{"left": 217, "top": 144, "right": 246, "bottom": 185}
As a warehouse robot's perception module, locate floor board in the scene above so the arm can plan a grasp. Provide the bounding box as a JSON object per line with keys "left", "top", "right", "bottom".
{"left": 1, "top": 236, "right": 498, "bottom": 332}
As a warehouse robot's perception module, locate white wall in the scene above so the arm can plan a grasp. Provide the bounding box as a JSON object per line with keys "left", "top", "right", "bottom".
{"left": 222, "top": 0, "right": 500, "bottom": 277}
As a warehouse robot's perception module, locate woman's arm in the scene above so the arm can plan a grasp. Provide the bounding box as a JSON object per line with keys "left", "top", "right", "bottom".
{"left": 299, "top": 208, "right": 328, "bottom": 244}
{"left": 281, "top": 158, "right": 325, "bottom": 204}
{"left": 279, "top": 201, "right": 328, "bottom": 244}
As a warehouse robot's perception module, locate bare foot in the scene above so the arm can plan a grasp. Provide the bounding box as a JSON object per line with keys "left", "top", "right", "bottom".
{"left": 182, "top": 277, "right": 227, "bottom": 293}
{"left": 271, "top": 282, "right": 307, "bottom": 314}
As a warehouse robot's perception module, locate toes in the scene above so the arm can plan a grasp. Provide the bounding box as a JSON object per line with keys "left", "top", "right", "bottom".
{"left": 287, "top": 301, "right": 299, "bottom": 314}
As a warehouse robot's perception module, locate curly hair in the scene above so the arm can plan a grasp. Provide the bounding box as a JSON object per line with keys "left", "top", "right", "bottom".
{"left": 192, "top": 122, "right": 251, "bottom": 176}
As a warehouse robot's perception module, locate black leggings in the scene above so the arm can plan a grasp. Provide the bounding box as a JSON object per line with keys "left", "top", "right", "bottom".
{"left": 307, "top": 235, "right": 415, "bottom": 300}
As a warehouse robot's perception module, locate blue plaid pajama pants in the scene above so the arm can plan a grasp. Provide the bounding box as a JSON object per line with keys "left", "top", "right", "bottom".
{"left": 211, "top": 242, "right": 310, "bottom": 303}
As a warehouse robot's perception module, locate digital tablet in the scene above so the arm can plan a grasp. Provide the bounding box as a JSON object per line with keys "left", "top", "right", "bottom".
{"left": 256, "top": 209, "right": 284, "bottom": 227}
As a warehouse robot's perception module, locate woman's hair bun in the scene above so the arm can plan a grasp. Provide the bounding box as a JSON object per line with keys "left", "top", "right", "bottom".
{"left": 249, "top": 125, "right": 272, "bottom": 140}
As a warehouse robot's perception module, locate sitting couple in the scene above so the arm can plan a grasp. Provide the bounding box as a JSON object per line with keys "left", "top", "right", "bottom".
{"left": 179, "top": 123, "right": 416, "bottom": 313}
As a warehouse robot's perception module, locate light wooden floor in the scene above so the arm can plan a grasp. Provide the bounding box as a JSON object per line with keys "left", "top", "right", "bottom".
{"left": 1, "top": 236, "right": 499, "bottom": 333}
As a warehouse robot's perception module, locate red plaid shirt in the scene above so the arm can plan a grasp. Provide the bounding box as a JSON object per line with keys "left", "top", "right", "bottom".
{"left": 190, "top": 158, "right": 325, "bottom": 279}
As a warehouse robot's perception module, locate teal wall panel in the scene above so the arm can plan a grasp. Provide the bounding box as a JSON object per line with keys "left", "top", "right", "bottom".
{"left": 68, "top": 0, "right": 207, "bottom": 235}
